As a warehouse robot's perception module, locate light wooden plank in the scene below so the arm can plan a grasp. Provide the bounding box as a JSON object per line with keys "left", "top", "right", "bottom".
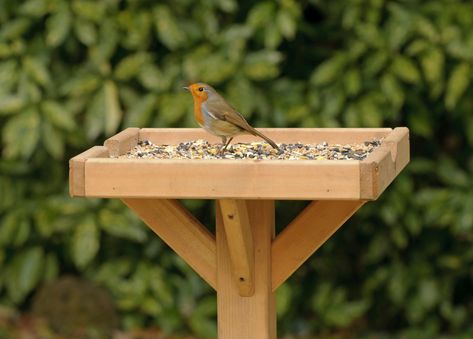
{"left": 69, "top": 146, "right": 109, "bottom": 197}
{"left": 360, "top": 146, "right": 395, "bottom": 199}
{"left": 359, "top": 127, "right": 409, "bottom": 199}
{"left": 122, "top": 198, "right": 216, "bottom": 289}
{"left": 384, "top": 127, "right": 410, "bottom": 175}
{"left": 83, "top": 159, "right": 361, "bottom": 200}
{"left": 271, "top": 200, "right": 364, "bottom": 291}
{"left": 104, "top": 127, "right": 140, "bottom": 157}
{"left": 217, "top": 200, "right": 276, "bottom": 339}
{"left": 218, "top": 199, "right": 254, "bottom": 296}
{"left": 139, "top": 128, "right": 392, "bottom": 145}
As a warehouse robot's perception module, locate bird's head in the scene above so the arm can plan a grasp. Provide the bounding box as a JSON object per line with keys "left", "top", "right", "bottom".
{"left": 183, "top": 83, "right": 216, "bottom": 102}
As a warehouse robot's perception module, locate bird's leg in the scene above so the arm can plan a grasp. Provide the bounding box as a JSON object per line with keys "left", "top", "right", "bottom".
{"left": 218, "top": 137, "right": 227, "bottom": 155}
{"left": 222, "top": 137, "right": 233, "bottom": 153}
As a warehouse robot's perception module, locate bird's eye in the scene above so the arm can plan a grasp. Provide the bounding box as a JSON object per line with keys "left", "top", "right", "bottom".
{"left": 198, "top": 87, "right": 204, "bottom": 92}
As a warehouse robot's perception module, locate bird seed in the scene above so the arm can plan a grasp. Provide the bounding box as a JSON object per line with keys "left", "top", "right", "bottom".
{"left": 116, "top": 139, "right": 382, "bottom": 161}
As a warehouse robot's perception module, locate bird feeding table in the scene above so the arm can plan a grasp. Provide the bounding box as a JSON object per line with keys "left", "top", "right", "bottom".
{"left": 69, "top": 127, "right": 409, "bottom": 338}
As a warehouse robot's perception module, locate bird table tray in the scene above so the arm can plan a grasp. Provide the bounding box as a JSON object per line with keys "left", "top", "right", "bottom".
{"left": 69, "top": 127, "right": 409, "bottom": 339}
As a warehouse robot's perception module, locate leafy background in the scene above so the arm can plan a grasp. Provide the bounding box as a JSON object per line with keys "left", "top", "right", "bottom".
{"left": 1, "top": 0, "right": 472, "bottom": 337}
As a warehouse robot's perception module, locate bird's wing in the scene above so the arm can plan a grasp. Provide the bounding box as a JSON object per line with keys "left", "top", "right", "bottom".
{"left": 204, "top": 99, "right": 254, "bottom": 132}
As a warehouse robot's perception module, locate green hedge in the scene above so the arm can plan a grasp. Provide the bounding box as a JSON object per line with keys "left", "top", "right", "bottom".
{"left": 1, "top": 0, "right": 472, "bottom": 337}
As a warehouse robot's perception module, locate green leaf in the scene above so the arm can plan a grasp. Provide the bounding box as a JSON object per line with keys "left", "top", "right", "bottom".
{"left": 138, "top": 64, "right": 166, "bottom": 91}
{"left": 184, "top": 46, "right": 237, "bottom": 83}
{"left": 0, "top": 211, "right": 21, "bottom": 246}
{"left": 416, "top": 17, "right": 438, "bottom": 42}
{"left": 277, "top": 10, "right": 296, "bottom": 39}
{"left": 3, "top": 108, "right": 40, "bottom": 159}
{"left": 120, "top": 11, "right": 153, "bottom": 50}
{"left": 247, "top": 2, "right": 275, "bottom": 28}
{"left": 421, "top": 47, "right": 444, "bottom": 98}
{"left": 41, "top": 100, "right": 76, "bottom": 130}
{"left": 74, "top": 19, "right": 97, "bottom": 46}
{"left": 189, "top": 295, "right": 217, "bottom": 338}
{"left": 311, "top": 54, "right": 346, "bottom": 86}
{"left": 18, "top": 75, "right": 41, "bottom": 103}
{"left": 85, "top": 87, "right": 105, "bottom": 140}
{"left": 343, "top": 103, "right": 361, "bottom": 127}
{"left": 7, "top": 247, "right": 44, "bottom": 303}
{"left": 276, "top": 282, "right": 292, "bottom": 317}
{"left": 225, "top": 77, "right": 256, "bottom": 116}
{"left": 391, "top": 55, "right": 421, "bottom": 84}
{"left": 71, "top": 0, "right": 106, "bottom": 22}
{"left": 0, "top": 95, "right": 26, "bottom": 115}
{"left": 46, "top": 5, "right": 71, "bottom": 47}
{"left": 99, "top": 209, "right": 147, "bottom": 242}
{"left": 363, "top": 50, "right": 388, "bottom": 76}
{"left": 153, "top": 5, "right": 186, "bottom": 50}
{"left": 114, "top": 53, "right": 151, "bottom": 81}
{"left": 325, "top": 300, "right": 368, "bottom": 327}
{"left": 381, "top": 73, "right": 404, "bottom": 108}
{"left": 0, "top": 42, "right": 11, "bottom": 58}
{"left": 104, "top": 80, "right": 122, "bottom": 135}
{"left": 0, "top": 60, "right": 19, "bottom": 91}
{"left": 421, "top": 48, "right": 444, "bottom": 84}
{"left": 355, "top": 23, "right": 383, "bottom": 47}
{"left": 445, "top": 62, "right": 470, "bottom": 111}
{"left": 60, "top": 73, "right": 100, "bottom": 97}
{"left": 123, "top": 93, "right": 156, "bottom": 128}
{"left": 437, "top": 159, "right": 469, "bottom": 188}
{"left": 358, "top": 96, "right": 382, "bottom": 127}
{"left": 23, "top": 56, "right": 50, "bottom": 86}
{"left": 43, "top": 253, "right": 59, "bottom": 282}
{"left": 344, "top": 68, "right": 362, "bottom": 97}
{"left": 406, "top": 39, "right": 430, "bottom": 56}
{"left": 159, "top": 92, "right": 189, "bottom": 125}
{"left": 92, "top": 19, "right": 119, "bottom": 64}
{"left": 264, "top": 26, "right": 282, "bottom": 49}
{"left": 0, "top": 18, "right": 31, "bottom": 40}
{"left": 41, "top": 121, "right": 64, "bottom": 159}
{"left": 407, "top": 110, "right": 433, "bottom": 138}
{"left": 72, "top": 215, "right": 100, "bottom": 269}
{"left": 19, "top": 0, "right": 48, "bottom": 17}
{"left": 321, "top": 89, "right": 345, "bottom": 118}
{"left": 243, "top": 50, "right": 283, "bottom": 80}
{"left": 217, "top": 0, "right": 237, "bottom": 12}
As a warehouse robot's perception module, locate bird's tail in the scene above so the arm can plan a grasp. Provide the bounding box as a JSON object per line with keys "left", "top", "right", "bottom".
{"left": 249, "top": 127, "right": 280, "bottom": 151}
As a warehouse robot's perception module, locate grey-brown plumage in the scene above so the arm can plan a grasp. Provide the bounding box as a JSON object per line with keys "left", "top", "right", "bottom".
{"left": 186, "top": 83, "right": 280, "bottom": 152}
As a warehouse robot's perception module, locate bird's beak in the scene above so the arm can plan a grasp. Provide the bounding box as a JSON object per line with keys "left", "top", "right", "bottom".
{"left": 183, "top": 86, "right": 189, "bottom": 91}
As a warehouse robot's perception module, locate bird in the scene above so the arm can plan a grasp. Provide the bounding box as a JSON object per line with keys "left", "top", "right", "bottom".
{"left": 184, "top": 82, "right": 280, "bottom": 153}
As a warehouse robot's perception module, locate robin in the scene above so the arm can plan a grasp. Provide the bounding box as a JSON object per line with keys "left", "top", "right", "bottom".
{"left": 184, "top": 82, "right": 280, "bottom": 153}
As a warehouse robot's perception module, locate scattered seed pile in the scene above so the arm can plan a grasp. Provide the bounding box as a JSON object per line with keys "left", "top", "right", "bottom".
{"left": 117, "top": 139, "right": 382, "bottom": 160}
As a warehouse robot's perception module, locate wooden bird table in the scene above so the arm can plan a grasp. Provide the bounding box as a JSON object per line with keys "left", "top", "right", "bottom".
{"left": 69, "top": 127, "right": 409, "bottom": 338}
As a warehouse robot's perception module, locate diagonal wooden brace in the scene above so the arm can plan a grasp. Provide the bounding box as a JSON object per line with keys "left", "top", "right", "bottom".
{"left": 271, "top": 200, "right": 365, "bottom": 291}
{"left": 122, "top": 198, "right": 217, "bottom": 289}
{"left": 218, "top": 199, "right": 255, "bottom": 296}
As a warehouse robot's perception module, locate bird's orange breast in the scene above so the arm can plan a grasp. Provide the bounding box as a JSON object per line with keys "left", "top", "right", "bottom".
{"left": 193, "top": 102, "right": 205, "bottom": 126}
{"left": 190, "top": 91, "right": 208, "bottom": 126}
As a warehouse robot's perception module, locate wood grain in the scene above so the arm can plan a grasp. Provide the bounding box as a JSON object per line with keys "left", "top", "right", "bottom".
{"left": 104, "top": 127, "right": 140, "bottom": 157}
{"left": 83, "top": 159, "right": 361, "bottom": 199}
{"left": 218, "top": 199, "right": 254, "bottom": 296}
{"left": 69, "top": 146, "right": 108, "bottom": 196}
{"left": 217, "top": 200, "right": 276, "bottom": 338}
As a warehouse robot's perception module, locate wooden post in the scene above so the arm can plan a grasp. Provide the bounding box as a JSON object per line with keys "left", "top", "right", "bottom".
{"left": 216, "top": 200, "right": 276, "bottom": 339}
{"left": 219, "top": 199, "right": 255, "bottom": 296}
